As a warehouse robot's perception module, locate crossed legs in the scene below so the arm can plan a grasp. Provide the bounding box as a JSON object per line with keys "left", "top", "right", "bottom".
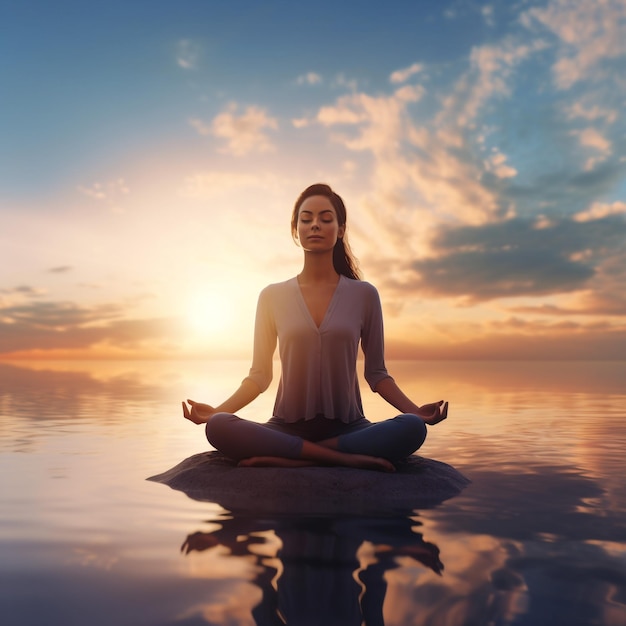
{"left": 205, "top": 413, "right": 427, "bottom": 471}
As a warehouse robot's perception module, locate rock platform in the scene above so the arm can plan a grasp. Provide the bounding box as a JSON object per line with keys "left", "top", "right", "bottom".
{"left": 148, "top": 452, "right": 470, "bottom": 515}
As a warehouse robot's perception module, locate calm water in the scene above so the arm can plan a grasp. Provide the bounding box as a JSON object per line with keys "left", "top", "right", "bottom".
{"left": 1, "top": 359, "right": 625, "bottom": 626}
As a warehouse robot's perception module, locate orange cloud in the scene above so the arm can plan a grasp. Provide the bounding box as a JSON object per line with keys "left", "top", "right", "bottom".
{"left": 191, "top": 103, "right": 279, "bottom": 156}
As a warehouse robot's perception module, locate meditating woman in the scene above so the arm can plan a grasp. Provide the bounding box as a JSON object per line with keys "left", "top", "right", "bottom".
{"left": 182, "top": 183, "right": 448, "bottom": 471}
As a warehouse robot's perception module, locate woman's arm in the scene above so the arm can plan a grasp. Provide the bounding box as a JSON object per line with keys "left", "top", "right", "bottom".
{"left": 374, "top": 377, "right": 448, "bottom": 425}
{"left": 183, "top": 288, "right": 276, "bottom": 425}
{"left": 183, "top": 378, "right": 262, "bottom": 424}
{"left": 360, "top": 285, "right": 448, "bottom": 426}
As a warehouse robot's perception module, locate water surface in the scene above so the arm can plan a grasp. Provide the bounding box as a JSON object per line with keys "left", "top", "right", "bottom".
{"left": 1, "top": 360, "right": 625, "bottom": 625}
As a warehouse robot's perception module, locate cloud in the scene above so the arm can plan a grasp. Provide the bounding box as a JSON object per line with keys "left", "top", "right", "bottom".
{"left": 574, "top": 127, "right": 611, "bottom": 153}
{"left": 485, "top": 151, "right": 517, "bottom": 179}
{"left": 402, "top": 213, "right": 626, "bottom": 302}
{"left": 305, "top": 34, "right": 551, "bottom": 239}
{"left": 565, "top": 100, "right": 618, "bottom": 124}
{"left": 454, "top": 37, "right": 545, "bottom": 127}
{"left": 510, "top": 291, "right": 626, "bottom": 317}
{"left": 386, "top": 324, "right": 626, "bottom": 360}
{"left": 389, "top": 62, "right": 423, "bottom": 85}
{"left": 77, "top": 179, "right": 130, "bottom": 212}
{"left": 77, "top": 183, "right": 106, "bottom": 200}
{"left": 0, "top": 286, "right": 47, "bottom": 311}
{"left": 316, "top": 85, "right": 424, "bottom": 148}
{"left": 176, "top": 39, "right": 200, "bottom": 70}
{"left": 522, "top": 0, "right": 626, "bottom": 89}
{"left": 573, "top": 201, "right": 626, "bottom": 223}
{"left": 188, "top": 117, "right": 211, "bottom": 136}
{"left": 3, "top": 300, "right": 120, "bottom": 328}
{"left": 1, "top": 285, "right": 44, "bottom": 297}
{"left": 309, "top": 10, "right": 624, "bottom": 243}
{"left": 332, "top": 73, "right": 359, "bottom": 91}
{"left": 48, "top": 266, "right": 73, "bottom": 274}
{"left": 481, "top": 4, "right": 495, "bottom": 27}
{"left": 178, "top": 170, "right": 280, "bottom": 199}
{"left": 315, "top": 81, "right": 502, "bottom": 229}
{"left": 570, "top": 127, "right": 612, "bottom": 170}
{"left": 191, "top": 103, "right": 278, "bottom": 156}
{"left": 295, "top": 72, "right": 322, "bottom": 85}
{"left": 279, "top": 6, "right": 626, "bottom": 347}
{"left": 0, "top": 298, "right": 175, "bottom": 356}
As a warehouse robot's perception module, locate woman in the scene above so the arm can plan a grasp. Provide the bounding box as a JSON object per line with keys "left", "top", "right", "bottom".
{"left": 183, "top": 183, "right": 448, "bottom": 471}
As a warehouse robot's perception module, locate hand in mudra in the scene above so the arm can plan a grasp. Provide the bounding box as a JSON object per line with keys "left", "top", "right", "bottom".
{"left": 416, "top": 400, "right": 448, "bottom": 425}
{"left": 182, "top": 399, "right": 216, "bottom": 424}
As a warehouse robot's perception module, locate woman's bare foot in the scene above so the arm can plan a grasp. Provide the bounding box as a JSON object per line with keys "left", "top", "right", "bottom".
{"left": 238, "top": 453, "right": 394, "bottom": 472}
{"left": 341, "top": 453, "right": 396, "bottom": 472}
{"left": 238, "top": 456, "right": 316, "bottom": 468}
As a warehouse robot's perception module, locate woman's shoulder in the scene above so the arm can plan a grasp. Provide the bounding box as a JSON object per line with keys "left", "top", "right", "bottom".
{"left": 340, "top": 276, "right": 380, "bottom": 298}
{"left": 259, "top": 277, "right": 298, "bottom": 299}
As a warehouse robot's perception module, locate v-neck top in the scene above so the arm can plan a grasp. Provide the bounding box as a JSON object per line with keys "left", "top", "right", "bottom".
{"left": 244, "top": 275, "right": 393, "bottom": 423}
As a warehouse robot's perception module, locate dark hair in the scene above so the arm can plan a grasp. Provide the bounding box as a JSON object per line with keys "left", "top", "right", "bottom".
{"left": 291, "top": 183, "right": 361, "bottom": 280}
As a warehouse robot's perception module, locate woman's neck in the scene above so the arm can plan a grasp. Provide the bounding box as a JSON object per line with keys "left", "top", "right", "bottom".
{"left": 298, "top": 252, "right": 339, "bottom": 285}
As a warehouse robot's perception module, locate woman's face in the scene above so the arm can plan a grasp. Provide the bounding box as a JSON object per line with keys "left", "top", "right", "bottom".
{"left": 296, "top": 195, "right": 345, "bottom": 252}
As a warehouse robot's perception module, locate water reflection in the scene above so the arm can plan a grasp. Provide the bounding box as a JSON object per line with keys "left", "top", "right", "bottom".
{"left": 2, "top": 359, "right": 626, "bottom": 625}
{"left": 0, "top": 361, "right": 170, "bottom": 454}
{"left": 180, "top": 514, "right": 442, "bottom": 626}
{"left": 170, "top": 454, "right": 626, "bottom": 626}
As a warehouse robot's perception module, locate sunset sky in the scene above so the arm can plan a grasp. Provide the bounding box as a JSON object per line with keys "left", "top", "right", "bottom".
{"left": 2, "top": 0, "right": 626, "bottom": 360}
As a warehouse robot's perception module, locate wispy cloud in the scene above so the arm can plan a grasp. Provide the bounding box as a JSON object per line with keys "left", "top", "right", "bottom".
{"left": 481, "top": 4, "right": 495, "bottom": 27}
{"left": 77, "top": 179, "right": 130, "bottom": 212}
{"left": 178, "top": 170, "right": 280, "bottom": 199}
{"left": 176, "top": 39, "right": 200, "bottom": 70}
{"left": 1, "top": 285, "right": 45, "bottom": 297}
{"left": 389, "top": 62, "right": 423, "bottom": 85}
{"left": 190, "top": 103, "right": 278, "bottom": 156}
{"left": 522, "top": 0, "right": 626, "bottom": 90}
{"left": 295, "top": 72, "right": 322, "bottom": 85}
{"left": 484, "top": 151, "right": 518, "bottom": 179}
{"left": 48, "top": 266, "right": 73, "bottom": 274}
{"left": 0, "top": 286, "right": 47, "bottom": 313}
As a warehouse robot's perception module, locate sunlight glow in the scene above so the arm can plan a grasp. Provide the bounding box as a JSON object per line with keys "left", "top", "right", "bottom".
{"left": 185, "top": 293, "right": 235, "bottom": 338}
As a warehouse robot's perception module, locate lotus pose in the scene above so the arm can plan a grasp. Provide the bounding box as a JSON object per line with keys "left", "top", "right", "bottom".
{"left": 183, "top": 183, "right": 447, "bottom": 471}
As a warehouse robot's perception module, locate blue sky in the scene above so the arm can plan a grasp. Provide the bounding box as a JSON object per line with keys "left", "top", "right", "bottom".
{"left": 2, "top": 0, "right": 626, "bottom": 360}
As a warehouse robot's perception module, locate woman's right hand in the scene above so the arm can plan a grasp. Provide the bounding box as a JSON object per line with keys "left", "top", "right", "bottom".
{"left": 182, "top": 399, "right": 216, "bottom": 424}
{"left": 416, "top": 400, "right": 448, "bottom": 425}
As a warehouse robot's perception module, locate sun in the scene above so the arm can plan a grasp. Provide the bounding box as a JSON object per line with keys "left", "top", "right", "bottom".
{"left": 185, "top": 292, "right": 234, "bottom": 338}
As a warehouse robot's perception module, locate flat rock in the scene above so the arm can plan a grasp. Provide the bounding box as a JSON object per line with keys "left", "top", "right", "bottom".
{"left": 148, "top": 452, "right": 470, "bottom": 515}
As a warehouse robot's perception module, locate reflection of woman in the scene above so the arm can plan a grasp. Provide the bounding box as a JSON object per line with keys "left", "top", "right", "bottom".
{"left": 181, "top": 516, "right": 443, "bottom": 626}
{"left": 183, "top": 183, "right": 447, "bottom": 470}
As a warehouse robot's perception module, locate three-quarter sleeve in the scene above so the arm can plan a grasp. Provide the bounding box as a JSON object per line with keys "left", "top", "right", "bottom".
{"left": 361, "top": 284, "right": 393, "bottom": 391}
{"left": 243, "top": 287, "right": 276, "bottom": 392}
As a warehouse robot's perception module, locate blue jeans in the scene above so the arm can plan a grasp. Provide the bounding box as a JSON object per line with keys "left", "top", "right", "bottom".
{"left": 205, "top": 413, "right": 427, "bottom": 463}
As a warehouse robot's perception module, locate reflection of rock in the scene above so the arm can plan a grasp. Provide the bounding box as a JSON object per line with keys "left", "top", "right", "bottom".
{"left": 148, "top": 452, "right": 470, "bottom": 514}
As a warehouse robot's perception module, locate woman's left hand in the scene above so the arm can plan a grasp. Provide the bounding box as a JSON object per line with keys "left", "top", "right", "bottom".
{"left": 182, "top": 399, "right": 216, "bottom": 424}
{"left": 416, "top": 400, "right": 448, "bottom": 425}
